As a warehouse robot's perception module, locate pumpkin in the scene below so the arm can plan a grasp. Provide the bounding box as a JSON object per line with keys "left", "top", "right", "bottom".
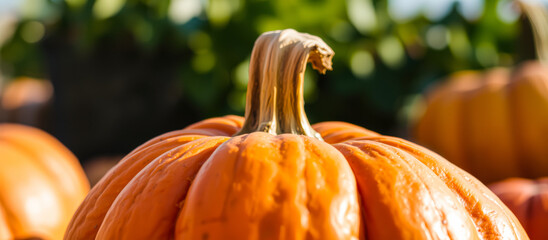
{"left": 413, "top": 0, "right": 548, "bottom": 183}
{"left": 65, "top": 29, "right": 527, "bottom": 240}
{"left": 413, "top": 63, "right": 548, "bottom": 183}
{"left": 489, "top": 178, "right": 548, "bottom": 240}
{"left": 0, "top": 124, "right": 90, "bottom": 239}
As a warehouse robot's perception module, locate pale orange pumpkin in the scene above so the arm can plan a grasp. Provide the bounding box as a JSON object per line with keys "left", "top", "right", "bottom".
{"left": 490, "top": 178, "right": 548, "bottom": 240}
{"left": 0, "top": 124, "right": 90, "bottom": 239}
{"left": 413, "top": 1, "right": 548, "bottom": 183}
{"left": 65, "top": 29, "right": 527, "bottom": 240}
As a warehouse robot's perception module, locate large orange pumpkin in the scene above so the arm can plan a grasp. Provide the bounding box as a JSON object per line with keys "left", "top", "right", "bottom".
{"left": 0, "top": 124, "right": 90, "bottom": 239}
{"left": 490, "top": 178, "right": 548, "bottom": 240}
{"left": 65, "top": 29, "right": 527, "bottom": 240}
{"left": 413, "top": 1, "right": 548, "bottom": 183}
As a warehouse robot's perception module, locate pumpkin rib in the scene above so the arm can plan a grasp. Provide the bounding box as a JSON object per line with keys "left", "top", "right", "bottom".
{"left": 65, "top": 134, "right": 207, "bottom": 239}
{"left": 300, "top": 136, "right": 361, "bottom": 239}
{"left": 300, "top": 139, "right": 314, "bottom": 239}
{"left": 204, "top": 134, "right": 248, "bottom": 227}
{"left": 360, "top": 142, "right": 456, "bottom": 239}
{"left": 175, "top": 133, "right": 360, "bottom": 240}
{"left": 95, "top": 137, "right": 228, "bottom": 239}
{"left": 176, "top": 133, "right": 268, "bottom": 237}
{"left": 124, "top": 130, "right": 204, "bottom": 156}
{"left": 125, "top": 115, "right": 243, "bottom": 157}
{"left": 360, "top": 136, "right": 527, "bottom": 239}
{"left": 508, "top": 64, "right": 548, "bottom": 177}
{"left": 176, "top": 133, "right": 272, "bottom": 237}
{"left": 388, "top": 146, "right": 453, "bottom": 240}
{"left": 311, "top": 122, "right": 380, "bottom": 144}
{"left": 66, "top": 116, "right": 245, "bottom": 240}
{"left": 460, "top": 69, "right": 520, "bottom": 181}
{"left": 414, "top": 86, "right": 464, "bottom": 168}
{"left": 119, "top": 135, "right": 207, "bottom": 169}
{"left": 184, "top": 115, "right": 244, "bottom": 135}
{"left": 335, "top": 140, "right": 478, "bottom": 240}
{"left": 436, "top": 88, "right": 469, "bottom": 171}
{"left": 415, "top": 71, "right": 485, "bottom": 174}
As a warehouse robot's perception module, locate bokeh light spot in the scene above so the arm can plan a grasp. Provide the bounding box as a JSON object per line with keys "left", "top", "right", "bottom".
{"left": 350, "top": 50, "right": 375, "bottom": 78}
{"left": 2, "top": 78, "right": 53, "bottom": 110}
{"left": 476, "top": 42, "right": 499, "bottom": 67}
{"left": 330, "top": 21, "right": 354, "bottom": 43}
{"left": 192, "top": 51, "right": 216, "bottom": 73}
{"left": 233, "top": 59, "right": 249, "bottom": 89}
{"left": 347, "top": 0, "right": 377, "bottom": 34}
{"left": 256, "top": 16, "right": 285, "bottom": 33}
{"left": 497, "top": 0, "right": 520, "bottom": 23}
{"left": 169, "top": 0, "right": 202, "bottom": 24}
{"left": 188, "top": 31, "right": 212, "bottom": 53}
{"left": 0, "top": 16, "right": 17, "bottom": 47}
{"left": 207, "top": 0, "right": 239, "bottom": 27}
{"left": 93, "top": 0, "right": 126, "bottom": 19}
{"left": 448, "top": 25, "right": 471, "bottom": 59}
{"left": 426, "top": 25, "right": 451, "bottom": 50}
{"left": 388, "top": 0, "right": 422, "bottom": 22}
{"left": 458, "top": 0, "right": 485, "bottom": 21}
{"left": 65, "top": 0, "right": 86, "bottom": 8}
{"left": 378, "top": 36, "right": 405, "bottom": 68}
{"left": 21, "top": 21, "right": 45, "bottom": 43}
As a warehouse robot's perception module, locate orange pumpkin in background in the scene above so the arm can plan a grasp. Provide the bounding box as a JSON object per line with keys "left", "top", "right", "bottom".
{"left": 0, "top": 124, "right": 90, "bottom": 239}
{"left": 414, "top": 63, "right": 548, "bottom": 183}
{"left": 490, "top": 178, "right": 548, "bottom": 240}
{"left": 65, "top": 29, "right": 527, "bottom": 240}
{"left": 413, "top": 0, "right": 548, "bottom": 183}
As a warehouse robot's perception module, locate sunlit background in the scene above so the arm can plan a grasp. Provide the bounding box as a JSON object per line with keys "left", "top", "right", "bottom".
{"left": 0, "top": 0, "right": 546, "bottom": 166}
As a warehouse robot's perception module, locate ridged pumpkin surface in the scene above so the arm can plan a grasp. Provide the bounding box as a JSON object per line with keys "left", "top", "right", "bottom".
{"left": 65, "top": 29, "right": 527, "bottom": 240}
{"left": 490, "top": 178, "right": 548, "bottom": 240}
{"left": 0, "top": 124, "right": 90, "bottom": 239}
{"left": 414, "top": 62, "right": 548, "bottom": 183}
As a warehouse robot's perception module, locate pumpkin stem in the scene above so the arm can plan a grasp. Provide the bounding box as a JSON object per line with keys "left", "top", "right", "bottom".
{"left": 235, "top": 29, "right": 334, "bottom": 139}
{"left": 518, "top": 0, "right": 548, "bottom": 64}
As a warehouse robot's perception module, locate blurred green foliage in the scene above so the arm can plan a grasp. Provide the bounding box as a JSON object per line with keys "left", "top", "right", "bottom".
{"left": 0, "top": 0, "right": 533, "bottom": 140}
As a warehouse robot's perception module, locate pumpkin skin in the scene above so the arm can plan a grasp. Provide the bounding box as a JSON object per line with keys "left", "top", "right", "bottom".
{"left": 0, "top": 124, "right": 90, "bottom": 239}
{"left": 489, "top": 178, "right": 548, "bottom": 240}
{"left": 413, "top": 62, "right": 548, "bottom": 183}
{"left": 65, "top": 29, "right": 527, "bottom": 240}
